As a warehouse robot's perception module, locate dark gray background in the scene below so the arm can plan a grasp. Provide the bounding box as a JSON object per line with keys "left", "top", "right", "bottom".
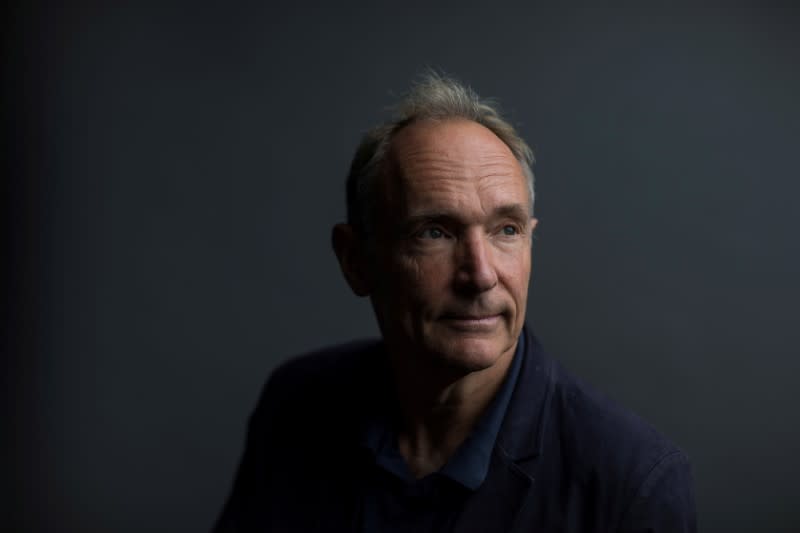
{"left": 5, "top": 3, "right": 799, "bottom": 532}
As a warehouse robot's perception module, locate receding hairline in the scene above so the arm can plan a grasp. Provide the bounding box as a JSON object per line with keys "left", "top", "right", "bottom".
{"left": 345, "top": 71, "right": 536, "bottom": 237}
{"left": 380, "top": 117, "right": 532, "bottom": 206}
{"left": 389, "top": 116, "right": 522, "bottom": 153}
{"left": 372, "top": 117, "right": 533, "bottom": 237}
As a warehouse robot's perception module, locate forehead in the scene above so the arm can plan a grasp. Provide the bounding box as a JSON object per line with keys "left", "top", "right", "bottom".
{"left": 381, "top": 119, "right": 529, "bottom": 216}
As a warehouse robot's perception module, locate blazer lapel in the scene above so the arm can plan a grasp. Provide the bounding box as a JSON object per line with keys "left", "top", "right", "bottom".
{"left": 453, "top": 326, "right": 555, "bottom": 532}
{"left": 452, "top": 448, "right": 534, "bottom": 533}
{"left": 301, "top": 328, "right": 555, "bottom": 533}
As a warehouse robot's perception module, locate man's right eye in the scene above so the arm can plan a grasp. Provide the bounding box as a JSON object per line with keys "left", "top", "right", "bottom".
{"left": 419, "top": 227, "right": 446, "bottom": 239}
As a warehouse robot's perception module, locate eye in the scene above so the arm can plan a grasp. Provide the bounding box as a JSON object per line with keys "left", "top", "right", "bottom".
{"left": 501, "top": 225, "right": 519, "bottom": 236}
{"left": 420, "top": 227, "right": 446, "bottom": 239}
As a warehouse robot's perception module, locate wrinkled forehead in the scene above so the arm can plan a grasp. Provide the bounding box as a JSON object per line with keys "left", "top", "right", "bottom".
{"left": 376, "top": 119, "right": 530, "bottom": 217}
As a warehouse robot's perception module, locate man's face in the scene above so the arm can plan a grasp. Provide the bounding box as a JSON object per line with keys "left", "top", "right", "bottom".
{"left": 368, "top": 119, "right": 536, "bottom": 374}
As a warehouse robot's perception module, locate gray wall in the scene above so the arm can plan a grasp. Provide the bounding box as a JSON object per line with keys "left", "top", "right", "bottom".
{"left": 6, "top": 3, "right": 799, "bottom": 532}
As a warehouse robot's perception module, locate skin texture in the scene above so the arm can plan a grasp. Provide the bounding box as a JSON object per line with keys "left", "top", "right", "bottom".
{"left": 333, "top": 118, "right": 537, "bottom": 477}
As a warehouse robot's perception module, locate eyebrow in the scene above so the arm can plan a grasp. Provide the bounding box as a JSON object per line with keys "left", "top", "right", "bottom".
{"left": 491, "top": 204, "right": 532, "bottom": 221}
{"left": 404, "top": 203, "right": 532, "bottom": 226}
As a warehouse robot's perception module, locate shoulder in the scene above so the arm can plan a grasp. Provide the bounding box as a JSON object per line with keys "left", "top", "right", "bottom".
{"left": 533, "top": 343, "right": 695, "bottom": 529}
{"left": 546, "top": 355, "right": 683, "bottom": 472}
{"left": 213, "top": 340, "right": 384, "bottom": 531}
{"left": 265, "top": 339, "right": 382, "bottom": 392}
{"left": 249, "top": 339, "right": 383, "bottom": 436}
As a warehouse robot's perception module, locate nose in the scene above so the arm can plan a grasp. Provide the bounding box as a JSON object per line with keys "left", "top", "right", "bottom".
{"left": 454, "top": 230, "right": 498, "bottom": 294}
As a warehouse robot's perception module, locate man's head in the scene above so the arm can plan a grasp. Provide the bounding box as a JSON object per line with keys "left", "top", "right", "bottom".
{"left": 333, "top": 73, "right": 537, "bottom": 376}
{"left": 345, "top": 73, "right": 535, "bottom": 239}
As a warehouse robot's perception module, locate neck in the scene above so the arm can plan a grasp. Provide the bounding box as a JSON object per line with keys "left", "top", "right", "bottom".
{"left": 387, "top": 342, "right": 517, "bottom": 479}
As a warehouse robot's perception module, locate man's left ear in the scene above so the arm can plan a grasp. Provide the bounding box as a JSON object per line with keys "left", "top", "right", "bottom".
{"left": 529, "top": 217, "right": 538, "bottom": 234}
{"left": 331, "top": 223, "right": 372, "bottom": 297}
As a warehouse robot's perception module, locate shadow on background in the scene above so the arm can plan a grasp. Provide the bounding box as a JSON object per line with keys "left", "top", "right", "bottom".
{"left": 5, "top": 3, "right": 800, "bottom": 532}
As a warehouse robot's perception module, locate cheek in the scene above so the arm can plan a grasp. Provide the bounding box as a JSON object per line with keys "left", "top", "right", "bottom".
{"left": 499, "top": 251, "right": 532, "bottom": 298}
{"left": 397, "top": 255, "right": 451, "bottom": 302}
{"left": 399, "top": 255, "right": 425, "bottom": 285}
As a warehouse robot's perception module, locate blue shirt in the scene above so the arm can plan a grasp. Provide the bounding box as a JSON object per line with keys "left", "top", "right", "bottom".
{"left": 358, "top": 333, "right": 526, "bottom": 532}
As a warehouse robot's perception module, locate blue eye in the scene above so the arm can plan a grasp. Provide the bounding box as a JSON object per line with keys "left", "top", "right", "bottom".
{"left": 502, "top": 225, "right": 519, "bottom": 236}
{"left": 424, "top": 228, "right": 445, "bottom": 239}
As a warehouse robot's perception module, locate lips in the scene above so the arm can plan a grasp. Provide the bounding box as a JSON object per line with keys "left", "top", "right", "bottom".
{"left": 440, "top": 308, "right": 504, "bottom": 320}
{"left": 442, "top": 314, "right": 499, "bottom": 320}
{"left": 440, "top": 313, "right": 502, "bottom": 330}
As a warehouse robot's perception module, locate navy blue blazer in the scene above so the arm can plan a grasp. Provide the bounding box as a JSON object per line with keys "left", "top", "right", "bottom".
{"left": 214, "top": 327, "right": 696, "bottom": 532}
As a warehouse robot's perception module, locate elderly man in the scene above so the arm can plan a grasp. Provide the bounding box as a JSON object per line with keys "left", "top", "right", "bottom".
{"left": 213, "top": 74, "right": 696, "bottom": 532}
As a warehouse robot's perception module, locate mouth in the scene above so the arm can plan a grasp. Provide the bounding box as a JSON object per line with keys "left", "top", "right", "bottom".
{"left": 440, "top": 313, "right": 502, "bottom": 331}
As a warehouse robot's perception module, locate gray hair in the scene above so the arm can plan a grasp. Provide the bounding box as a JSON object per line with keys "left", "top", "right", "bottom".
{"left": 346, "top": 71, "right": 535, "bottom": 238}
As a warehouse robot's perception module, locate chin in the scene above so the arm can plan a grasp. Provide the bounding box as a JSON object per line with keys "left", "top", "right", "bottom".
{"left": 430, "top": 334, "right": 512, "bottom": 374}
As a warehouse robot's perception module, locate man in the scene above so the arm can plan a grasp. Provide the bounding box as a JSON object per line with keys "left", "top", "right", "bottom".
{"left": 213, "top": 73, "right": 696, "bottom": 532}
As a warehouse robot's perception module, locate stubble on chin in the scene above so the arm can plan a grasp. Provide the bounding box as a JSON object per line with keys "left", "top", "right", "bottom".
{"left": 421, "top": 324, "right": 516, "bottom": 375}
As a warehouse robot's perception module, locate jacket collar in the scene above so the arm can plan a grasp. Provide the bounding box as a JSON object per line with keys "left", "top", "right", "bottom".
{"left": 451, "top": 325, "right": 554, "bottom": 532}
{"left": 340, "top": 326, "right": 554, "bottom": 533}
{"left": 495, "top": 325, "right": 553, "bottom": 466}
{"left": 353, "top": 324, "right": 554, "bottom": 468}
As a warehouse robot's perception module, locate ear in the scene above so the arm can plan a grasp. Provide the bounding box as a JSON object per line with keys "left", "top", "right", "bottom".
{"left": 529, "top": 217, "right": 538, "bottom": 234}
{"left": 332, "top": 223, "right": 372, "bottom": 297}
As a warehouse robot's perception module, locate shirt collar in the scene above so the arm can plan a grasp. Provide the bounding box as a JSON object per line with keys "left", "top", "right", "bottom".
{"left": 359, "top": 332, "right": 526, "bottom": 490}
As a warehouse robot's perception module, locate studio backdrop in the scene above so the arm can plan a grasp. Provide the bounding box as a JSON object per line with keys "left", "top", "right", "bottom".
{"left": 5, "top": 3, "right": 799, "bottom": 532}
